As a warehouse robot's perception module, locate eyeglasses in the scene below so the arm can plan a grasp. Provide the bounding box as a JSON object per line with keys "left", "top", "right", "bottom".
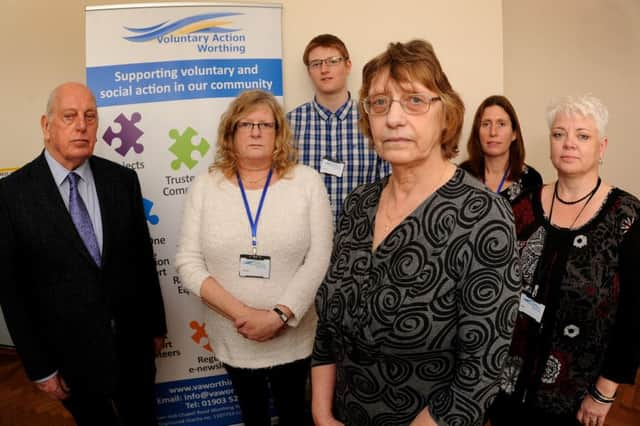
{"left": 362, "top": 93, "right": 441, "bottom": 116}
{"left": 236, "top": 121, "right": 276, "bottom": 132}
{"left": 307, "top": 56, "right": 346, "bottom": 70}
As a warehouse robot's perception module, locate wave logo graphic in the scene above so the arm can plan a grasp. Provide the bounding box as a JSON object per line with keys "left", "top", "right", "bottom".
{"left": 123, "top": 12, "right": 242, "bottom": 42}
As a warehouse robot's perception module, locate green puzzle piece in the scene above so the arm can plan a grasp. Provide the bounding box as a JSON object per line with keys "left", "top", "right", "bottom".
{"left": 168, "top": 127, "right": 211, "bottom": 170}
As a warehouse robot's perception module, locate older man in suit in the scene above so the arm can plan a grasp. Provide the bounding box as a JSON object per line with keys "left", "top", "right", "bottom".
{"left": 0, "top": 82, "right": 167, "bottom": 425}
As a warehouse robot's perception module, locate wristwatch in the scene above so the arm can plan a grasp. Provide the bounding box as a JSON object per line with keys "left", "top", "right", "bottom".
{"left": 272, "top": 307, "right": 289, "bottom": 324}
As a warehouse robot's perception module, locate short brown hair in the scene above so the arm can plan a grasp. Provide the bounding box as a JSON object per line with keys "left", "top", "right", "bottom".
{"left": 303, "top": 34, "right": 350, "bottom": 66}
{"left": 211, "top": 90, "right": 297, "bottom": 177}
{"left": 358, "top": 39, "right": 465, "bottom": 159}
{"left": 464, "top": 95, "right": 526, "bottom": 181}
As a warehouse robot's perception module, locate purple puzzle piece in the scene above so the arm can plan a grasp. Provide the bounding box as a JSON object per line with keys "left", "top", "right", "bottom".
{"left": 102, "top": 112, "right": 145, "bottom": 157}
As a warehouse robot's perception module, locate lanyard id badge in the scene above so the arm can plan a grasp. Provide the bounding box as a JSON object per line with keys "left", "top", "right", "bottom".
{"left": 519, "top": 293, "right": 545, "bottom": 323}
{"left": 237, "top": 169, "right": 273, "bottom": 279}
{"left": 495, "top": 164, "right": 510, "bottom": 193}
{"left": 239, "top": 254, "right": 271, "bottom": 278}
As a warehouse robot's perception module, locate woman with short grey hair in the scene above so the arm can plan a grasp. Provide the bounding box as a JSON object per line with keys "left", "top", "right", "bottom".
{"left": 488, "top": 95, "right": 640, "bottom": 426}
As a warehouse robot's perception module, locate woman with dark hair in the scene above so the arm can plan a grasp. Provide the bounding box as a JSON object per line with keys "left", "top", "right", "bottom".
{"left": 460, "top": 95, "right": 542, "bottom": 202}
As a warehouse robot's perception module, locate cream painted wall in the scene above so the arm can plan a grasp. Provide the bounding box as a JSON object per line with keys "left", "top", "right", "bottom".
{"left": 4, "top": 1, "right": 637, "bottom": 191}
{"left": 0, "top": 0, "right": 503, "bottom": 168}
{"left": 503, "top": 0, "right": 640, "bottom": 196}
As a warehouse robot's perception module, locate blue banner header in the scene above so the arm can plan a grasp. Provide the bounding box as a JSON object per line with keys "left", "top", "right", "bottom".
{"left": 88, "top": 58, "right": 283, "bottom": 106}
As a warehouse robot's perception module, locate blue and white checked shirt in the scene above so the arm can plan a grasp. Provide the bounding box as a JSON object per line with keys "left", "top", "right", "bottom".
{"left": 287, "top": 95, "right": 390, "bottom": 224}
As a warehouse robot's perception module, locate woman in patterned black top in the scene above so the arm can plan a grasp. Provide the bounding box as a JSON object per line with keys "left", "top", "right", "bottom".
{"left": 460, "top": 95, "right": 543, "bottom": 202}
{"left": 488, "top": 95, "right": 640, "bottom": 426}
{"left": 311, "top": 39, "right": 521, "bottom": 426}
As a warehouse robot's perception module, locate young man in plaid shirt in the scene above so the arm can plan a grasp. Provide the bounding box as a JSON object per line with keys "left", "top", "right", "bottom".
{"left": 287, "top": 34, "right": 390, "bottom": 224}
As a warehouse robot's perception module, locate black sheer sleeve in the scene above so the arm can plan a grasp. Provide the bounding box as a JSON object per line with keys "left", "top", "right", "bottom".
{"left": 600, "top": 219, "right": 640, "bottom": 383}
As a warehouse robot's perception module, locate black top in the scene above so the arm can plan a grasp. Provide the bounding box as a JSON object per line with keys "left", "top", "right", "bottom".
{"left": 459, "top": 162, "right": 543, "bottom": 203}
{"left": 497, "top": 187, "right": 640, "bottom": 416}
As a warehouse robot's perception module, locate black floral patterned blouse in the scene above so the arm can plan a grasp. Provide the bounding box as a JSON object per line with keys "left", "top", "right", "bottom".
{"left": 500, "top": 165, "right": 542, "bottom": 202}
{"left": 313, "top": 168, "right": 521, "bottom": 425}
{"left": 496, "top": 186, "right": 640, "bottom": 417}
{"left": 458, "top": 163, "right": 543, "bottom": 203}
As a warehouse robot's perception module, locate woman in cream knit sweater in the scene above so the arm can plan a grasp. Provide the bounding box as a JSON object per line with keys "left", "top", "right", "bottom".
{"left": 175, "top": 90, "right": 333, "bottom": 426}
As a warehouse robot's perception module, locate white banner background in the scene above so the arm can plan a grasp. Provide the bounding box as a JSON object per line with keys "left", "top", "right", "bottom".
{"left": 86, "top": 3, "right": 283, "bottom": 425}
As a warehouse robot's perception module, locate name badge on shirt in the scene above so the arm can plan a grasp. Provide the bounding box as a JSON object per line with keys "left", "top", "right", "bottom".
{"left": 239, "top": 254, "right": 271, "bottom": 279}
{"left": 320, "top": 157, "right": 345, "bottom": 178}
{"left": 519, "top": 293, "right": 546, "bottom": 323}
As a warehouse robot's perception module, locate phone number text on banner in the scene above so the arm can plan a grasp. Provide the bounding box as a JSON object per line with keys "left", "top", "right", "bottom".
{"left": 155, "top": 375, "right": 242, "bottom": 425}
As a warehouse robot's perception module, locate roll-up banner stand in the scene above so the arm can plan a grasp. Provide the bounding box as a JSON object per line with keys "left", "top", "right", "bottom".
{"left": 86, "top": 3, "right": 283, "bottom": 424}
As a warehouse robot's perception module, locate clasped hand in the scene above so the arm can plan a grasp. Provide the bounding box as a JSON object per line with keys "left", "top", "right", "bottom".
{"left": 235, "top": 309, "right": 285, "bottom": 342}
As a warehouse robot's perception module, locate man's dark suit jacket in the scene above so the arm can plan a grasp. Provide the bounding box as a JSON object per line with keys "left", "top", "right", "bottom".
{"left": 0, "top": 152, "right": 167, "bottom": 395}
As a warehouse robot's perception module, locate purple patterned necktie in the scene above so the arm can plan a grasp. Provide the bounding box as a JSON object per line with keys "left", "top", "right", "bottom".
{"left": 68, "top": 172, "right": 102, "bottom": 267}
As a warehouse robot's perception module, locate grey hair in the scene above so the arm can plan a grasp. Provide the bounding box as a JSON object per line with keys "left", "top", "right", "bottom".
{"left": 45, "top": 87, "right": 58, "bottom": 119}
{"left": 546, "top": 94, "right": 609, "bottom": 138}
{"left": 45, "top": 82, "right": 97, "bottom": 119}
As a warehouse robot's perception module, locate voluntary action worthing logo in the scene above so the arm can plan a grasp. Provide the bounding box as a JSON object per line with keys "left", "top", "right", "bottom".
{"left": 122, "top": 12, "right": 242, "bottom": 44}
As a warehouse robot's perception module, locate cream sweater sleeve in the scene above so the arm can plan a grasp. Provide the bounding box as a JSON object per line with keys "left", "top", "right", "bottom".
{"left": 174, "top": 173, "right": 211, "bottom": 297}
{"left": 277, "top": 168, "right": 333, "bottom": 327}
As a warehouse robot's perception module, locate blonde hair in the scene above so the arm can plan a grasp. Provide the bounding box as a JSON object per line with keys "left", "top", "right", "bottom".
{"left": 211, "top": 90, "right": 297, "bottom": 177}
